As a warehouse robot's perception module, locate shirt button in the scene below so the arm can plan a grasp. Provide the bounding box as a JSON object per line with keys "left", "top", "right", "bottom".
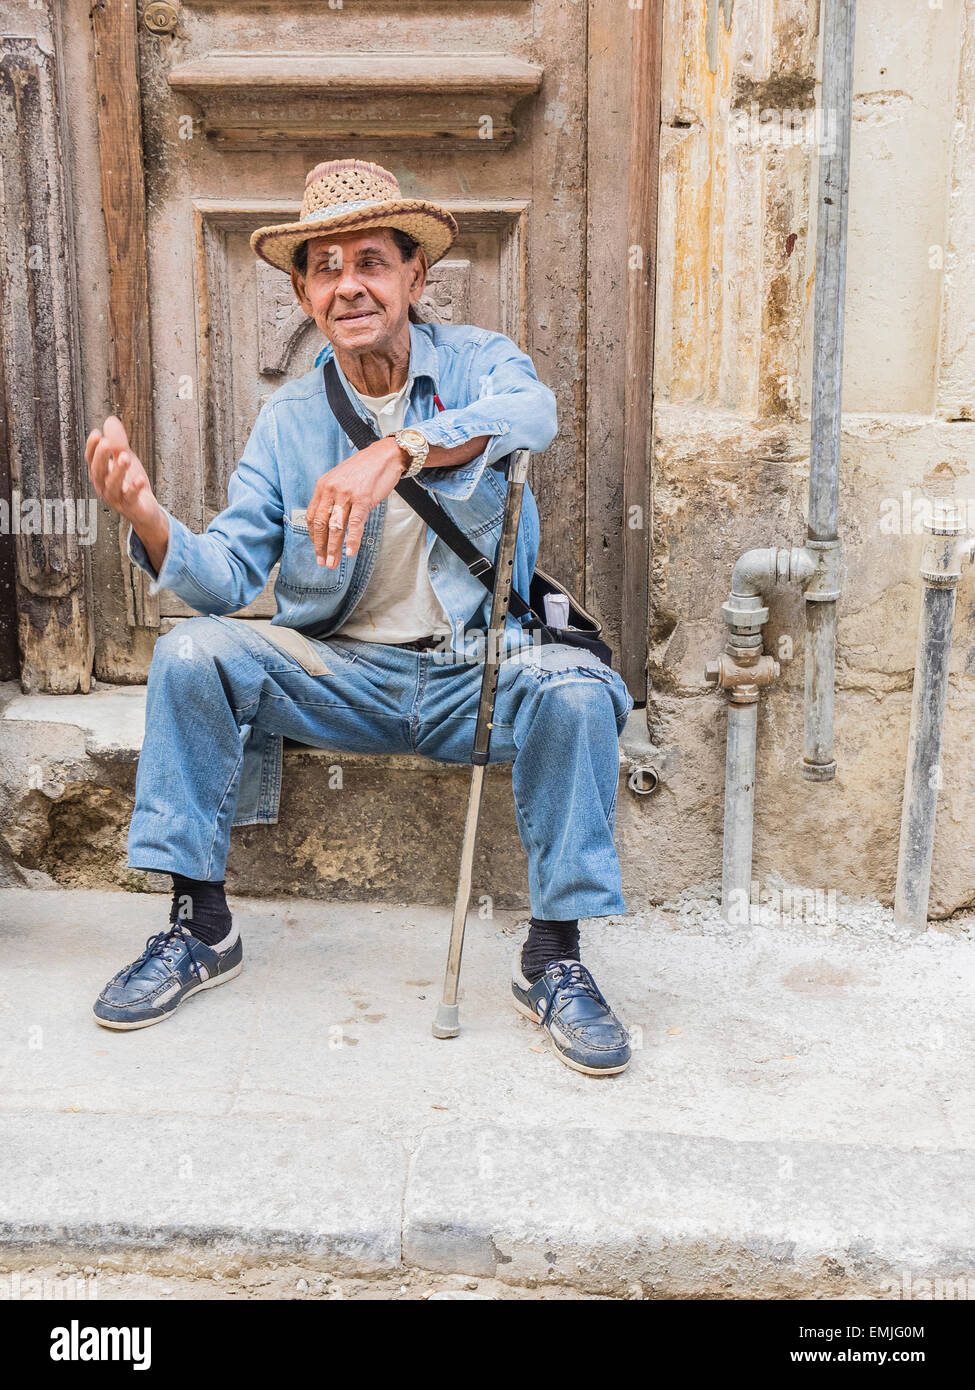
{"left": 431, "top": 565, "right": 439, "bottom": 573}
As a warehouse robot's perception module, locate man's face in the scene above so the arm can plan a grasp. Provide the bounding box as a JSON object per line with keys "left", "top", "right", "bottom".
{"left": 290, "top": 228, "right": 427, "bottom": 355}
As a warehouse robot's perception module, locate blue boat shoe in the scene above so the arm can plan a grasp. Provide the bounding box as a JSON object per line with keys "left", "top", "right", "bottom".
{"left": 511, "top": 953, "right": 631, "bottom": 1076}
{"left": 93, "top": 919, "right": 243, "bottom": 1031}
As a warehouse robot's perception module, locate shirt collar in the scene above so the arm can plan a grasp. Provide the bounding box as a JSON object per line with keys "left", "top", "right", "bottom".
{"left": 314, "top": 318, "right": 441, "bottom": 393}
{"left": 406, "top": 318, "right": 440, "bottom": 390}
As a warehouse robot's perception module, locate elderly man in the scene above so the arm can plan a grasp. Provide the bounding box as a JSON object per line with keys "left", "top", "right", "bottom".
{"left": 85, "top": 159, "right": 634, "bottom": 1076}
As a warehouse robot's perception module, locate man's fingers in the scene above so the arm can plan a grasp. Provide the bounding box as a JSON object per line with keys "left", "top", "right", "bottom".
{"left": 307, "top": 488, "right": 356, "bottom": 568}
{"left": 85, "top": 430, "right": 102, "bottom": 471}
{"left": 117, "top": 452, "right": 147, "bottom": 497}
{"left": 324, "top": 503, "right": 348, "bottom": 568}
{"left": 306, "top": 445, "right": 397, "bottom": 566}
{"left": 306, "top": 481, "right": 332, "bottom": 546}
{"left": 85, "top": 419, "right": 154, "bottom": 521}
{"left": 307, "top": 494, "right": 332, "bottom": 565}
{"left": 101, "top": 415, "right": 130, "bottom": 456}
{"left": 343, "top": 505, "right": 370, "bottom": 559}
{"left": 92, "top": 441, "right": 139, "bottom": 506}
{"left": 90, "top": 427, "right": 127, "bottom": 491}
{"left": 90, "top": 436, "right": 115, "bottom": 496}
{"left": 119, "top": 452, "right": 136, "bottom": 495}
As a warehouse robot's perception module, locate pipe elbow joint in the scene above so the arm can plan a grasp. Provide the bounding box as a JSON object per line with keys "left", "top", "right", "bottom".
{"left": 723, "top": 547, "right": 783, "bottom": 635}
{"left": 731, "top": 547, "right": 781, "bottom": 597}
{"left": 730, "top": 545, "right": 817, "bottom": 597}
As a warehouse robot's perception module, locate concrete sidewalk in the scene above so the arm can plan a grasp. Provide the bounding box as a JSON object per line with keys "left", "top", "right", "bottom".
{"left": 1, "top": 885, "right": 974, "bottom": 1296}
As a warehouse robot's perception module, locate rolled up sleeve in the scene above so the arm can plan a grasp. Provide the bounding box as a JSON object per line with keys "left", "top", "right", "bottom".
{"left": 414, "top": 331, "right": 558, "bottom": 500}
{"left": 126, "top": 404, "right": 285, "bottom": 615}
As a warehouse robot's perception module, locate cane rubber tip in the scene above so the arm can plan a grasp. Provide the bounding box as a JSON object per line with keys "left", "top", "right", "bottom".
{"left": 432, "top": 1002, "right": 460, "bottom": 1039}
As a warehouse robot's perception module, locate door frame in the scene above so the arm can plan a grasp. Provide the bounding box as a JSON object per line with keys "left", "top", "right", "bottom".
{"left": 78, "top": 0, "right": 660, "bottom": 700}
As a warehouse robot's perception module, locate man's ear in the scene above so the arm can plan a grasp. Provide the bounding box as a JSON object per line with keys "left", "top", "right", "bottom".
{"left": 290, "top": 265, "right": 313, "bottom": 317}
{"left": 408, "top": 249, "right": 429, "bottom": 306}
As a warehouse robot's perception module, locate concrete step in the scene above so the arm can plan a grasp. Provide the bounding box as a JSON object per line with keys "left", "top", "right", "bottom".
{"left": 0, "top": 682, "right": 667, "bottom": 906}
{"left": 1, "top": 886, "right": 974, "bottom": 1295}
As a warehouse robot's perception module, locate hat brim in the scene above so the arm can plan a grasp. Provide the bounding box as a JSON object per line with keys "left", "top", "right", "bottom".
{"left": 250, "top": 200, "right": 458, "bottom": 273}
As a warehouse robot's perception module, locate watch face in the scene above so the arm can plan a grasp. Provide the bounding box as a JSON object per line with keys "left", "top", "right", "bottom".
{"left": 400, "top": 429, "right": 426, "bottom": 448}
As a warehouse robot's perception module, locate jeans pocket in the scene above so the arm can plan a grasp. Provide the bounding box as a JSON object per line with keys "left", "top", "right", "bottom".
{"left": 236, "top": 619, "right": 334, "bottom": 676}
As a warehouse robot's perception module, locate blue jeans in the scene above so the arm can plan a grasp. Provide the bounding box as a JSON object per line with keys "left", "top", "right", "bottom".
{"left": 126, "top": 616, "right": 634, "bottom": 920}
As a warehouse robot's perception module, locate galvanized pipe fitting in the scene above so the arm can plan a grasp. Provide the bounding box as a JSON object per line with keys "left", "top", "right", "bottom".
{"left": 706, "top": 550, "right": 792, "bottom": 922}
{"left": 705, "top": 646, "right": 781, "bottom": 706}
{"left": 730, "top": 546, "right": 816, "bottom": 599}
{"left": 707, "top": 542, "right": 825, "bottom": 921}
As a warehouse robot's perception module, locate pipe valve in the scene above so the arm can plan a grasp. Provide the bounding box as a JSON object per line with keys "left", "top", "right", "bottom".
{"left": 705, "top": 649, "right": 780, "bottom": 705}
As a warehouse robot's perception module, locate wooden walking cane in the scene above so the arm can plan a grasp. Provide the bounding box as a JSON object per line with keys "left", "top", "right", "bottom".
{"left": 432, "top": 448, "right": 532, "bottom": 1039}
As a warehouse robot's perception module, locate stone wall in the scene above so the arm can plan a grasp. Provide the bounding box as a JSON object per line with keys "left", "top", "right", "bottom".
{"left": 643, "top": 0, "right": 975, "bottom": 914}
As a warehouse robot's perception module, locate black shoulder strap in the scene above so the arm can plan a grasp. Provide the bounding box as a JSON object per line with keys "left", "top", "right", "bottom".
{"left": 322, "top": 356, "right": 540, "bottom": 625}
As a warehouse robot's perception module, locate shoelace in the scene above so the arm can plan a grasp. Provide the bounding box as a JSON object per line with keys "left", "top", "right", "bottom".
{"left": 121, "top": 919, "right": 203, "bottom": 985}
{"left": 543, "top": 960, "right": 608, "bottom": 1011}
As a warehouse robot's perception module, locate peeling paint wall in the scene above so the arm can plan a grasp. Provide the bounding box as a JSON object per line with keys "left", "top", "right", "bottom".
{"left": 649, "top": 0, "right": 975, "bottom": 914}
{"left": 706, "top": 0, "right": 737, "bottom": 72}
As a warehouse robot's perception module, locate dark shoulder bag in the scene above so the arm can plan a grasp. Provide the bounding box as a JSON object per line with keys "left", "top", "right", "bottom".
{"left": 322, "top": 358, "right": 614, "bottom": 669}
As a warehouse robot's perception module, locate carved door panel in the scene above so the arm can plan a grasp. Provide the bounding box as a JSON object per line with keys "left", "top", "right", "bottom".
{"left": 85, "top": 0, "right": 658, "bottom": 698}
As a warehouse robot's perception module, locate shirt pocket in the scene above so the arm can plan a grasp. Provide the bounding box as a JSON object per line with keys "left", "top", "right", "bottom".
{"left": 277, "top": 512, "right": 352, "bottom": 594}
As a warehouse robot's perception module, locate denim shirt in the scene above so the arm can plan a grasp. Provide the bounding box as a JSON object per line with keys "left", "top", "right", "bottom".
{"left": 126, "top": 319, "right": 558, "bottom": 825}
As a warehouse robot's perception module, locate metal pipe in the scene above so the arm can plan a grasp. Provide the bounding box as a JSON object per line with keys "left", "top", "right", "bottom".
{"left": 706, "top": 570, "right": 786, "bottom": 923}
{"left": 802, "top": 594, "right": 838, "bottom": 775}
{"left": 809, "top": 0, "right": 856, "bottom": 540}
{"left": 721, "top": 702, "right": 759, "bottom": 923}
{"left": 802, "top": 0, "right": 856, "bottom": 781}
{"left": 894, "top": 505, "right": 974, "bottom": 930}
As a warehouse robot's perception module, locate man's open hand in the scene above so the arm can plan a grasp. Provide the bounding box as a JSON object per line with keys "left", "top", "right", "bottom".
{"left": 306, "top": 436, "right": 407, "bottom": 568}
{"left": 86, "top": 417, "right": 161, "bottom": 530}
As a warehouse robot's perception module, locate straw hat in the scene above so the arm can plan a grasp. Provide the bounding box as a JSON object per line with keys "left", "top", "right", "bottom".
{"left": 250, "top": 159, "right": 458, "bottom": 273}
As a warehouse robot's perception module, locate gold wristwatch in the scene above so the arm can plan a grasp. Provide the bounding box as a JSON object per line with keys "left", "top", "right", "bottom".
{"left": 393, "top": 428, "right": 430, "bottom": 479}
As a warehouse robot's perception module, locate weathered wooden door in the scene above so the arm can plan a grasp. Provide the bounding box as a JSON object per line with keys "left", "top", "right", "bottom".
{"left": 74, "top": 0, "right": 657, "bottom": 698}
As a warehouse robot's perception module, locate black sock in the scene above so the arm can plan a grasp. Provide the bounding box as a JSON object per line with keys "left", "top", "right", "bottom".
{"left": 521, "top": 916, "right": 580, "bottom": 984}
{"left": 170, "top": 874, "right": 232, "bottom": 947}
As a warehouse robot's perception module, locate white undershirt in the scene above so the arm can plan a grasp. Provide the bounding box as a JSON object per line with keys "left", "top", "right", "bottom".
{"left": 333, "top": 379, "right": 453, "bottom": 644}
